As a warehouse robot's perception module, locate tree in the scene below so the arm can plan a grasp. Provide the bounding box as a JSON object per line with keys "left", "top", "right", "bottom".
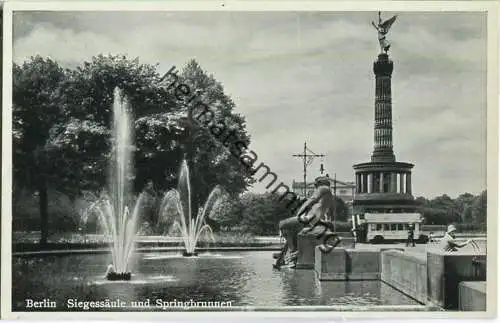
{"left": 471, "top": 190, "right": 487, "bottom": 224}
{"left": 178, "top": 59, "right": 254, "bottom": 212}
{"left": 209, "top": 192, "right": 292, "bottom": 235}
{"left": 59, "top": 56, "right": 254, "bottom": 200}
{"left": 13, "top": 56, "right": 69, "bottom": 244}
{"left": 13, "top": 55, "right": 255, "bottom": 238}
{"left": 53, "top": 54, "right": 181, "bottom": 195}
{"left": 454, "top": 193, "right": 475, "bottom": 222}
{"left": 208, "top": 193, "right": 244, "bottom": 230}
{"left": 332, "top": 197, "right": 348, "bottom": 222}
{"left": 416, "top": 192, "right": 486, "bottom": 226}
{"left": 238, "top": 192, "right": 292, "bottom": 235}
{"left": 428, "top": 194, "right": 459, "bottom": 224}
{"left": 51, "top": 55, "right": 254, "bottom": 231}
{"left": 415, "top": 196, "right": 428, "bottom": 206}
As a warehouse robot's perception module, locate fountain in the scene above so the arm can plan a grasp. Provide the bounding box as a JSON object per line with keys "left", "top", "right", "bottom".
{"left": 159, "top": 160, "right": 224, "bottom": 257}
{"left": 84, "top": 87, "right": 144, "bottom": 280}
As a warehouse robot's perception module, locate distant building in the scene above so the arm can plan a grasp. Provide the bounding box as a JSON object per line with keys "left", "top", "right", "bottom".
{"left": 291, "top": 176, "right": 355, "bottom": 204}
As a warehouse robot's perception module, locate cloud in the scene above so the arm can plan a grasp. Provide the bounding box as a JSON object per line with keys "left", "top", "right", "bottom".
{"left": 12, "top": 11, "right": 487, "bottom": 198}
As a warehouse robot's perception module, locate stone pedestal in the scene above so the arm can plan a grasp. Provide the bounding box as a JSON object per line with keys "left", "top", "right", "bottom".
{"left": 295, "top": 231, "right": 321, "bottom": 269}
{"left": 427, "top": 251, "right": 487, "bottom": 310}
{"left": 315, "top": 247, "right": 347, "bottom": 280}
{"left": 315, "top": 248, "right": 381, "bottom": 281}
{"left": 296, "top": 231, "right": 355, "bottom": 269}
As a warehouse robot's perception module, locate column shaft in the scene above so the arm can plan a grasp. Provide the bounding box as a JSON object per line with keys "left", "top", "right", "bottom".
{"left": 399, "top": 173, "right": 404, "bottom": 193}
{"left": 406, "top": 173, "right": 412, "bottom": 195}
{"left": 356, "top": 174, "right": 360, "bottom": 193}
{"left": 390, "top": 172, "right": 397, "bottom": 193}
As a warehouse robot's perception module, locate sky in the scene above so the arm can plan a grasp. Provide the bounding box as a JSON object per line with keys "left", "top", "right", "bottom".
{"left": 12, "top": 10, "right": 487, "bottom": 199}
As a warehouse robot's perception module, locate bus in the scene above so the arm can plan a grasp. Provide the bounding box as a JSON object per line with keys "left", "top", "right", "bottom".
{"left": 353, "top": 213, "right": 425, "bottom": 243}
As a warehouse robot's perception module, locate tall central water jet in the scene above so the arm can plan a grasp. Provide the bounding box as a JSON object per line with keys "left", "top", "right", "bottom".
{"left": 85, "top": 87, "right": 144, "bottom": 280}
{"left": 159, "top": 160, "right": 224, "bottom": 257}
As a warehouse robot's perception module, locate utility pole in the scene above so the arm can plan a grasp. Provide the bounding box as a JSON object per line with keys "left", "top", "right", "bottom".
{"left": 292, "top": 142, "right": 325, "bottom": 198}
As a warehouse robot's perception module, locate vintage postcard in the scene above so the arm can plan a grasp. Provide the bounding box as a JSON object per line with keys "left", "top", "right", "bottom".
{"left": 1, "top": 0, "right": 498, "bottom": 320}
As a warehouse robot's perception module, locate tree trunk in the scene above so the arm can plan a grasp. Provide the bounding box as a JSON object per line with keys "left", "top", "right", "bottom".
{"left": 38, "top": 179, "right": 49, "bottom": 245}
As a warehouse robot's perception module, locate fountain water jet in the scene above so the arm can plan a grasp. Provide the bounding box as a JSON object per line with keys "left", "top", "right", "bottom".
{"left": 84, "top": 87, "right": 144, "bottom": 280}
{"left": 159, "top": 160, "right": 224, "bottom": 257}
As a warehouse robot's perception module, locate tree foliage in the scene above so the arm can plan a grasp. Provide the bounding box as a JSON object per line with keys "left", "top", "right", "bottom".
{"left": 178, "top": 59, "right": 255, "bottom": 209}
{"left": 12, "top": 55, "right": 253, "bottom": 241}
{"left": 210, "top": 192, "right": 350, "bottom": 235}
{"left": 13, "top": 56, "right": 70, "bottom": 243}
{"left": 415, "top": 190, "right": 487, "bottom": 226}
{"left": 210, "top": 192, "right": 293, "bottom": 235}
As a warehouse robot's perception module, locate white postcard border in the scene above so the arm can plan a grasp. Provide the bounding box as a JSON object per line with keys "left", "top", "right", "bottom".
{"left": 1, "top": 1, "right": 498, "bottom": 320}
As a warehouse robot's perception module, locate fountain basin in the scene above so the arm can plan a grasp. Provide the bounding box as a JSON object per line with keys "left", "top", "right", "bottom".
{"left": 12, "top": 250, "right": 426, "bottom": 311}
{"left": 106, "top": 272, "right": 132, "bottom": 281}
{"left": 182, "top": 251, "right": 199, "bottom": 257}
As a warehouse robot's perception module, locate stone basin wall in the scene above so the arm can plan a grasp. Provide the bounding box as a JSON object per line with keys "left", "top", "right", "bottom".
{"left": 296, "top": 232, "right": 355, "bottom": 269}
{"left": 380, "top": 250, "right": 427, "bottom": 304}
{"left": 458, "top": 281, "right": 486, "bottom": 311}
{"left": 426, "top": 250, "right": 487, "bottom": 310}
{"left": 315, "top": 247, "right": 380, "bottom": 281}
{"left": 314, "top": 247, "right": 488, "bottom": 311}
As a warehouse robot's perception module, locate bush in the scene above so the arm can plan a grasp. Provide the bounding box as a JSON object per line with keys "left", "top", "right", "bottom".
{"left": 13, "top": 188, "right": 81, "bottom": 233}
{"left": 75, "top": 192, "right": 100, "bottom": 233}
{"left": 13, "top": 189, "right": 40, "bottom": 231}
{"left": 139, "top": 189, "right": 165, "bottom": 235}
{"left": 418, "top": 234, "right": 429, "bottom": 243}
{"left": 75, "top": 190, "right": 168, "bottom": 235}
{"left": 198, "top": 231, "right": 255, "bottom": 245}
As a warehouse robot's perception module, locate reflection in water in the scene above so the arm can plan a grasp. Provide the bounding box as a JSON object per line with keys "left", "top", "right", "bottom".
{"left": 90, "top": 275, "right": 177, "bottom": 286}
{"left": 279, "top": 270, "right": 389, "bottom": 306}
{"left": 142, "top": 253, "right": 244, "bottom": 260}
{"left": 12, "top": 251, "right": 419, "bottom": 310}
{"left": 280, "top": 269, "right": 320, "bottom": 306}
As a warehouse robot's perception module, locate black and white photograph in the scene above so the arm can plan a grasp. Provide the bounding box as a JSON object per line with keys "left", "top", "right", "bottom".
{"left": 1, "top": 1, "right": 497, "bottom": 318}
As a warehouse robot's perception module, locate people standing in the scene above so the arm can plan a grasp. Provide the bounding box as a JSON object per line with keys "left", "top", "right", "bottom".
{"left": 406, "top": 223, "right": 415, "bottom": 247}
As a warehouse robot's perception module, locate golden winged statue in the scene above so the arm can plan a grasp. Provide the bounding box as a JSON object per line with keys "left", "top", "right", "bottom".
{"left": 371, "top": 11, "right": 397, "bottom": 53}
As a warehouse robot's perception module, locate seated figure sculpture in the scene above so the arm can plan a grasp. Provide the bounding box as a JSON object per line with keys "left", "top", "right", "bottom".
{"left": 274, "top": 176, "right": 341, "bottom": 269}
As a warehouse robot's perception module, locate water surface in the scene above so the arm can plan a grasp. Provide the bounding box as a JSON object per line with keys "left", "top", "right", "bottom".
{"left": 13, "top": 251, "right": 421, "bottom": 311}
